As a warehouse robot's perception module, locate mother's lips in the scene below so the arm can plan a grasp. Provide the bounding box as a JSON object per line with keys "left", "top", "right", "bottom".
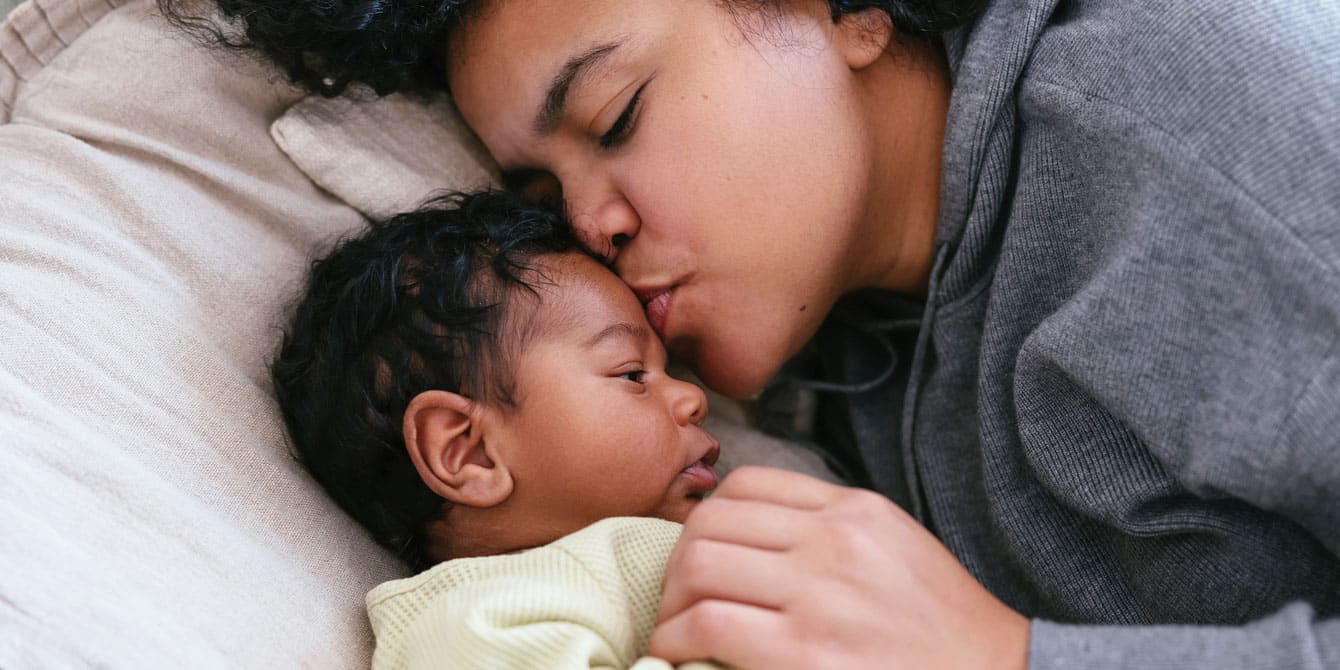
{"left": 632, "top": 285, "right": 670, "bottom": 305}
{"left": 635, "top": 287, "right": 674, "bottom": 340}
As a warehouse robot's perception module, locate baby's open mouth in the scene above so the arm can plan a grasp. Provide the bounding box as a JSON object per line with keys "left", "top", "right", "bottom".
{"left": 681, "top": 441, "right": 721, "bottom": 495}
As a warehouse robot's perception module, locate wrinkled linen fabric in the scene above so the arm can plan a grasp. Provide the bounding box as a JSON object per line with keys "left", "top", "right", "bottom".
{"left": 0, "top": 1, "right": 413, "bottom": 666}
{"left": 0, "top": 2, "right": 842, "bottom": 666}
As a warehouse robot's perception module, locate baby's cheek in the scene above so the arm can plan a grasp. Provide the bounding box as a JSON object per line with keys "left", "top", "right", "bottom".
{"left": 658, "top": 496, "right": 701, "bottom": 525}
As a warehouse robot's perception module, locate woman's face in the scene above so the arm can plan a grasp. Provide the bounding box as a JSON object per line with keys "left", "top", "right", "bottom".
{"left": 449, "top": 0, "right": 947, "bottom": 397}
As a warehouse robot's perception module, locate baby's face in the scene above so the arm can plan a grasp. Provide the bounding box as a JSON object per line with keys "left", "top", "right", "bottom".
{"left": 489, "top": 252, "right": 720, "bottom": 535}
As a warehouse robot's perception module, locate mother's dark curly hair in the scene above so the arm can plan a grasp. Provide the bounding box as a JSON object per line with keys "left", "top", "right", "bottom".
{"left": 161, "top": 0, "right": 988, "bottom": 97}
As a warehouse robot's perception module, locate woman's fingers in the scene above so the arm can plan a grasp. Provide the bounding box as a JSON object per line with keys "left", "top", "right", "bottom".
{"left": 649, "top": 599, "right": 794, "bottom": 669}
{"left": 657, "top": 538, "right": 793, "bottom": 622}
{"left": 659, "top": 469, "right": 890, "bottom": 626}
{"left": 710, "top": 465, "right": 842, "bottom": 509}
{"left": 678, "top": 496, "right": 811, "bottom": 551}
{"left": 653, "top": 469, "right": 1031, "bottom": 670}
{"left": 654, "top": 469, "right": 853, "bottom": 624}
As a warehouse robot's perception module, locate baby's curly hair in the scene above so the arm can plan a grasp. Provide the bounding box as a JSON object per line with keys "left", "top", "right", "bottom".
{"left": 271, "top": 190, "right": 578, "bottom": 569}
{"left": 160, "top": 0, "right": 987, "bottom": 97}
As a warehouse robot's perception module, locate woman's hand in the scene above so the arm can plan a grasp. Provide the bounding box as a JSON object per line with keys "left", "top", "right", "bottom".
{"left": 649, "top": 466, "right": 1030, "bottom": 669}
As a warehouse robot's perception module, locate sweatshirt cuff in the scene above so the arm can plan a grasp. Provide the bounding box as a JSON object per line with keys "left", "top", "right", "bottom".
{"left": 1028, "top": 603, "right": 1331, "bottom": 670}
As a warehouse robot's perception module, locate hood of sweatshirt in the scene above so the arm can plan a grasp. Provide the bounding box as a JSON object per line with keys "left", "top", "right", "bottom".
{"left": 935, "top": 0, "right": 1063, "bottom": 304}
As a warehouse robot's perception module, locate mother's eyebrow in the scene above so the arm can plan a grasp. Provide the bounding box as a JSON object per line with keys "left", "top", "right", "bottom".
{"left": 535, "top": 41, "right": 623, "bottom": 136}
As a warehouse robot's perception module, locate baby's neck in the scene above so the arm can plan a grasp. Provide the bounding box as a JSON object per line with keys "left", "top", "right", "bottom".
{"left": 426, "top": 505, "right": 564, "bottom": 562}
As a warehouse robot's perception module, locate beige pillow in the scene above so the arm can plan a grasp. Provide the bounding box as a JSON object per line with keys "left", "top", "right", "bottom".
{"left": 0, "top": 1, "right": 405, "bottom": 666}
{"left": 271, "top": 91, "right": 498, "bottom": 220}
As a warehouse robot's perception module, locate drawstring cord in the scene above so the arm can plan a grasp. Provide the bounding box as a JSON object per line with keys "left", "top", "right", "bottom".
{"left": 785, "top": 302, "right": 920, "bottom": 395}
{"left": 899, "top": 242, "right": 952, "bottom": 524}
{"left": 756, "top": 290, "right": 924, "bottom": 497}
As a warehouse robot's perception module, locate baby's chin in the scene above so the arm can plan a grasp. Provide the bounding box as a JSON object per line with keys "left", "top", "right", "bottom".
{"left": 654, "top": 495, "right": 708, "bottom": 525}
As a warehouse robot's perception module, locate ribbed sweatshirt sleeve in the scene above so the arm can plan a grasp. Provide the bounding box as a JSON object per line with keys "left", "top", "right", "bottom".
{"left": 1002, "top": 70, "right": 1340, "bottom": 667}
{"left": 913, "top": 3, "right": 1340, "bottom": 664}
{"left": 1031, "top": 604, "right": 1340, "bottom": 670}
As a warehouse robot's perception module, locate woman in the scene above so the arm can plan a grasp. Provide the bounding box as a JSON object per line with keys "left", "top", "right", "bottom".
{"left": 185, "top": 0, "right": 1340, "bottom": 666}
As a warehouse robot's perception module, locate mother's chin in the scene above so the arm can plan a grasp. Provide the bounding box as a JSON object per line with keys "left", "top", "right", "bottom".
{"left": 673, "top": 333, "right": 789, "bottom": 400}
{"left": 670, "top": 292, "right": 836, "bottom": 399}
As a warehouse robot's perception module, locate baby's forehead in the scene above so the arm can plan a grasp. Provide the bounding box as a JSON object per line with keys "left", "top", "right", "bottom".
{"left": 521, "top": 252, "right": 641, "bottom": 337}
{"left": 528, "top": 251, "right": 624, "bottom": 295}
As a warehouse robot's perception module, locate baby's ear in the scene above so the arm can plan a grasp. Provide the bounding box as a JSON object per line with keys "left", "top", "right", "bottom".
{"left": 403, "top": 390, "right": 513, "bottom": 508}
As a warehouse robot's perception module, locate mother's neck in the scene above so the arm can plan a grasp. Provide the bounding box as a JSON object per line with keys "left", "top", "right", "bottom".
{"left": 853, "top": 37, "right": 952, "bottom": 298}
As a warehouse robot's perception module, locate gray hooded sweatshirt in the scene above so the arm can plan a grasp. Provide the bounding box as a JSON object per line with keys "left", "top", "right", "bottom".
{"left": 795, "top": 0, "right": 1340, "bottom": 667}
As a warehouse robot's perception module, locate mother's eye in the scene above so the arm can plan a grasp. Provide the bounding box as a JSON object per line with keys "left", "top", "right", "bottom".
{"left": 599, "top": 81, "right": 647, "bottom": 149}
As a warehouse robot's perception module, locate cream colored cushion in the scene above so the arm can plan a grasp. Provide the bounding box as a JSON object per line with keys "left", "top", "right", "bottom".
{"left": 0, "top": 1, "right": 406, "bottom": 666}
{"left": 0, "top": 0, "right": 839, "bottom": 667}
{"left": 271, "top": 91, "right": 497, "bottom": 220}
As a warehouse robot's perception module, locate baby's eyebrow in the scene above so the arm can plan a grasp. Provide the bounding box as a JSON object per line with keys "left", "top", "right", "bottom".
{"left": 584, "top": 321, "right": 647, "bottom": 349}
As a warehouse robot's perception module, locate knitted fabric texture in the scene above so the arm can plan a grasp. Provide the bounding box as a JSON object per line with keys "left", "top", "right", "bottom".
{"left": 367, "top": 517, "right": 723, "bottom": 670}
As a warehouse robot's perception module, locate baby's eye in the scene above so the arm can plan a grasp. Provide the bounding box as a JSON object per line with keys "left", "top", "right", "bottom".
{"left": 618, "top": 370, "right": 647, "bottom": 384}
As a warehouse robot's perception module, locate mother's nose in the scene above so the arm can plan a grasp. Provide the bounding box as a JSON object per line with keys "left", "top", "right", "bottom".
{"left": 567, "top": 193, "right": 640, "bottom": 263}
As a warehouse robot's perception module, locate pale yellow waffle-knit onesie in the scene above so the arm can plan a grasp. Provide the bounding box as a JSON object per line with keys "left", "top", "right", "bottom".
{"left": 366, "top": 516, "right": 724, "bottom": 670}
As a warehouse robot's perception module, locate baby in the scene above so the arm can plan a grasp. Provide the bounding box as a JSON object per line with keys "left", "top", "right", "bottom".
{"left": 272, "top": 191, "right": 721, "bottom": 669}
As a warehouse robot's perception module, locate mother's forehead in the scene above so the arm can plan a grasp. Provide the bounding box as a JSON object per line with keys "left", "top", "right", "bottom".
{"left": 445, "top": 0, "right": 672, "bottom": 153}
{"left": 447, "top": 0, "right": 714, "bottom": 88}
{"left": 449, "top": 0, "right": 631, "bottom": 69}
